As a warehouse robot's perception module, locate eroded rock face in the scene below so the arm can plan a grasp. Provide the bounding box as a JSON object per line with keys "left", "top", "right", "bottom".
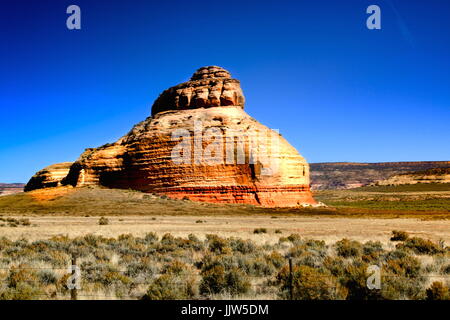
{"left": 25, "top": 162, "right": 73, "bottom": 191}
{"left": 152, "top": 66, "right": 244, "bottom": 116}
{"left": 27, "top": 66, "right": 316, "bottom": 207}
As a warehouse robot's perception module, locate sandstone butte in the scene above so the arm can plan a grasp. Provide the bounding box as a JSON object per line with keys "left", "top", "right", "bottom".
{"left": 25, "top": 66, "right": 316, "bottom": 207}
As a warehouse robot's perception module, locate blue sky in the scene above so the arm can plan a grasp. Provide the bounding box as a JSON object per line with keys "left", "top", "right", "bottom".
{"left": 1, "top": 0, "right": 449, "bottom": 182}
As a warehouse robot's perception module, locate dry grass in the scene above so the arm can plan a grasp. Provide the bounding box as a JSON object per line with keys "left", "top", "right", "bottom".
{"left": 0, "top": 186, "right": 449, "bottom": 220}
{"left": 0, "top": 233, "right": 448, "bottom": 300}
{"left": 315, "top": 185, "right": 450, "bottom": 214}
{"left": 0, "top": 215, "right": 449, "bottom": 245}
{"left": 0, "top": 186, "right": 448, "bottom": 300}
{"left": 0, "top": 186, "right": 448, "bottom": 244}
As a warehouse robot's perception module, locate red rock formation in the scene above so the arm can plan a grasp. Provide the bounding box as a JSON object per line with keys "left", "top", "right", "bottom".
{"left": 25, "top": 162, "right": 73, "bottom": 192}
{"left": 152, "top": 66, "right": 244, "bottom": 115}
{"left": 26, "top": 66, "right": 316, "bottom": 207}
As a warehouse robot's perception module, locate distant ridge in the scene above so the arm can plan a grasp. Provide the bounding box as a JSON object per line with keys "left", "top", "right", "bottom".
{"left": 310, "top": 161, "right": 450, "bottom": 190}
{"left": 375, "top": 167, "right": 450, "bottom": 186}
{"left": 0, "top": 183, "right": 25, "bottom": 196}
{"left": 3, "top": 161, "right": 450, "bottom": 194}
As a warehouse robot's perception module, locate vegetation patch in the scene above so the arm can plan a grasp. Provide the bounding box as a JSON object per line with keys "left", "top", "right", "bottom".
{"left": 0, "top": 233, "right": 447, "bottom": 300}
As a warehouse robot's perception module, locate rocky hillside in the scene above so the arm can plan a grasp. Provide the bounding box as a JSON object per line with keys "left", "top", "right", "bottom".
{"left": 23, "top": 66, "right": 315, "bottom": 207}
{"left": 0, "top": 183, "right": 25, "bottom": 196}
{"left": 310, "top": 161, "right": 450, "bottom": 190}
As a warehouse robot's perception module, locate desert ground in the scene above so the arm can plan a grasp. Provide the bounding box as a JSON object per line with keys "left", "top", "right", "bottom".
{"left": 0, "top": 184, "right": 448, "bottom": 244}
{"left": 0, "top": 185, "right": 448, "bottom": 300}
{"left": 1, "top": 215, "right": 449, "bottom": 245}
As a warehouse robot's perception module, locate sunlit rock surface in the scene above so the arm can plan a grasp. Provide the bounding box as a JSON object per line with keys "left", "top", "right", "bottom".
{"left": 26, "top": 66, "right": 315, "bottom": 207}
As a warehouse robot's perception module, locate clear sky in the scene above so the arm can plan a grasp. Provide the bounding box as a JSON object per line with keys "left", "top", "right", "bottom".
{"left": 1, "top": 0, "right": 449, "bottom": 183}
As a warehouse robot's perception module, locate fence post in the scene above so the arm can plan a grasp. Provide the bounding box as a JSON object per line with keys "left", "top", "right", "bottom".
{"left": 71, "top": 255, "right": 78, "bottom": 300}
{"left": 288, "top": 257, "right": 293, "bottom": 300}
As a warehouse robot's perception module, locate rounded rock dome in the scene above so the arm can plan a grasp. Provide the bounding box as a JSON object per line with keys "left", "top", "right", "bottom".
{"left": 151, "top": 66, "right": 244, "bottom": 116}
{"left": 190, "top": 66, "right": 231, "bottom": 80}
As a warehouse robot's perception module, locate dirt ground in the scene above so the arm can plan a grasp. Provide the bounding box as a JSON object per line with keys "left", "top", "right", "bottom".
{"left": 2, "top": 215, "right": 449, "bottom": 246}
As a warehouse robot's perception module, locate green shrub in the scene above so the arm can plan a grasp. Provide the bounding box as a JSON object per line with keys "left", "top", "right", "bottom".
{"left": 339, "top": 264, "right": 382, "bottom": 300}
{"left": 296, "top": 252, "right": 325, "bottom": 269}
{"left": 441, "top": 264, "right": 450, "bottom": 274}
{"left": 144, "top": 232, "right": 158, "bottom": 243}
{"left": 160, "top": 233, "right": 175, "bottom": 243}
{"left": 288, "top": 240, "right": 327, "bottom": 260}
{"left": 162, "top": 260, "right": 190, "bottom": 276}
{"left": 276, "top": 265, "right": 347, "bottom": 300}
{"left": 385, "top": 255, "right": 421, "bottom": 278}
{"left": 101, "top": 271, "right": 131, "bottom": 287}
{"left": 81, "top": 262, "right": 130, "bottom": 287}
{"left": 207, "top": 235, "right": 231, "bottom": 255}
{"left": 287, "top": 246, "right": 306, "bottom": 258}
{"left": 0, "top": 237, "right": 12, "bottom": 250}
{"left": 0, "top": 266, "right": 43, "bottom": 300}
{"left": 0, "top": 233, "right": 445, "bottom": 300}
{"left": 287, "top": 234, "right": 302, "bottom": 243}
{"left": 199, "top": 265, "right": 250, "bottom": 296}
{"left": 390, "top": 230, "right": 409, "bottom": 241}
{"left": 199, "top": 265, "right": 226, "bottom": 295}
{"left": 265, "top": 251, "right": 285, "bottom": 269}
{"left": 229, "top": 238, "right": 256, "bottom": 254}
{"left": 426, "top": 282, "right": 448, "bottom": 300}
{"left": 363, "top": 241, "right": 384, "bottom": 256}
{"left": 323, "top": 256, "right": 347, "bottom": 277}
{"left": 142, "top": 274, "right": 197, "bottom": 300}
{"left": 37, "top": 270, "right": 57, "bottom": 285}
{"left": 98, "top": 217, "right": 109, "bottom": 225}
{"left": 19, "top": 219, "right": 31, "bottom": 226}
{"left": 0, "top": 282, "right": 43, "bottom": 300}
{"left": 362, "top": 241, "right": 385, "bottom": 263}
{"left": 383, "top": 248, "right": 410, "bottom": 261}
{"left": 125, "top": 259, "right": 156, "bottom": 279}
{"left": 380, "top": 274, "right": 425, "bottom": 300}
{"left": 238, "top": 256, "right": 275, "bottom": 277}
{"left": 187, "top": 234, "right": 200, "bottom": 242}
{"left": 397, "top": 237, "right": 444, "bottom": 255}
{"left": 224, "top": 268, "right": 251, "bottom": 295}
{"left": 304, "top": 239, "right": 327, "bottom": 250}
{"left": 118, "top": 234, "right": 134, "bottom": 242}
{"left": 335, "top": 239, "right": 362, "bottom": 258}
{"left": 7, "top": 266, "right": 39, "bottom": 288}
{"left": 253, "top": 228, "right": 267, "bottom": 234}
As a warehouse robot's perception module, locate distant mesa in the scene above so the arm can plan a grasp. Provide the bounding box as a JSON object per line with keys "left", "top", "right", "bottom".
{"left": 0, "top": 183, "right": 26, "bottom": 196}
{"left": 374, "top": 167, "right": 450, "bottom": 186}
{"left": 310, "top": 161, "right": 450, "bottom": 190}
{"left": 25, "top": 66, "right": 316, "bottom": 207}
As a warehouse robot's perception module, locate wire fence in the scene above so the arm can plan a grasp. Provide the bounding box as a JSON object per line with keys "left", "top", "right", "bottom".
{"left": 1, "top": 256, "right": 449, "bottom": 300}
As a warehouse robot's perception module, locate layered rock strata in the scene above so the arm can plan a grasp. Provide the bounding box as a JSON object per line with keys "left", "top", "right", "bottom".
{"left": 26, "top": 66, "right": 316, "bottom": 207}
{"left": 25, "top": 162, "right": 73, "bottom": 191}
{"left": 375, "top": 167, "right": 450, "bottom": 186}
